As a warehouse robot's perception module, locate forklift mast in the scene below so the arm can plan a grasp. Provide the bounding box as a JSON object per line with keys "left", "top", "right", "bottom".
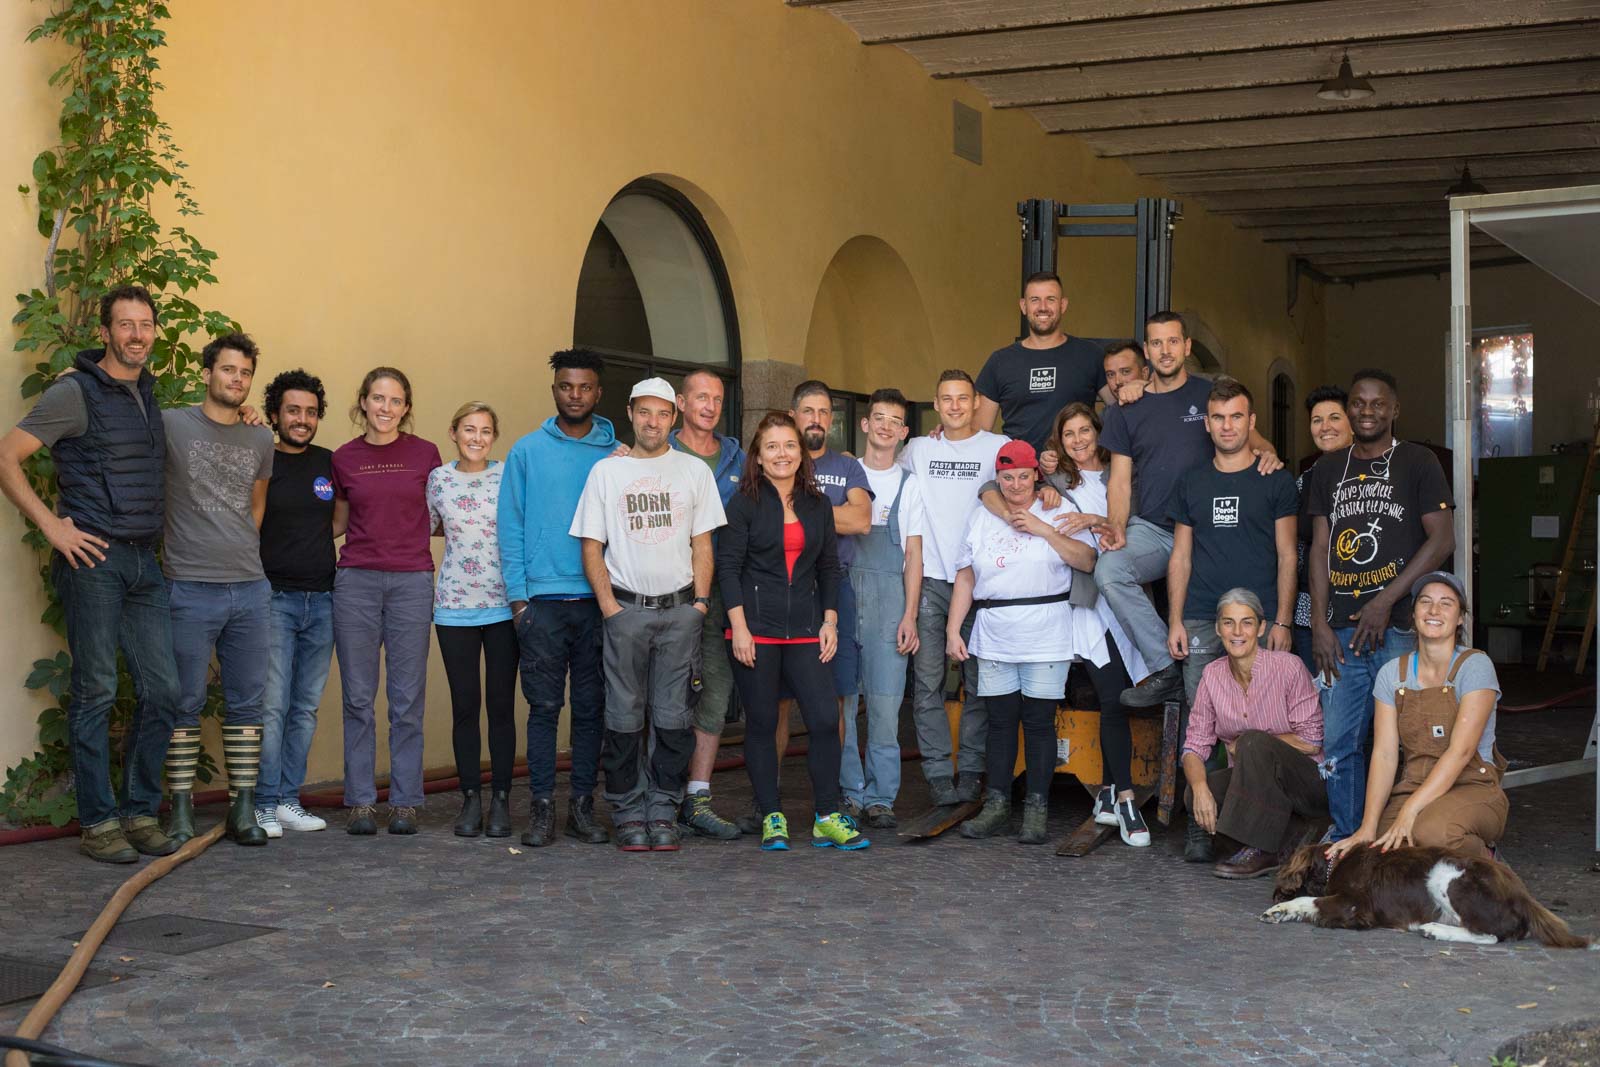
{"left": 1018, "top": 198, "right": 1182, "bottom": 339}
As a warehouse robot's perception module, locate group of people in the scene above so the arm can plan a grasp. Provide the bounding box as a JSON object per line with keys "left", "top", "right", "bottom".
{"left": 2, "top": 278, "right": 1511, "bottom": 875}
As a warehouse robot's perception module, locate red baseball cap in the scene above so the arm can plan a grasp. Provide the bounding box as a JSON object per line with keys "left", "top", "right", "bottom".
{"left": 996, "top": 440, "right": 1038, "bottom": 471}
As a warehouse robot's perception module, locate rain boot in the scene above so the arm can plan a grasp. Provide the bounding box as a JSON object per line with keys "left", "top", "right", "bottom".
{"left": 222, "top": 723, "right": 268, "bottom": 847}
{"left": 958, "top": 789, "right": 1011, "bottom": 838}
{"left": 485, "top": 790, "right": 513, "bottom": 838}
{"left": 453, "top": 790, "right": 483, "bottom": 837}
{"left": 164, "top": 727, "right": 202, "bottom": 843}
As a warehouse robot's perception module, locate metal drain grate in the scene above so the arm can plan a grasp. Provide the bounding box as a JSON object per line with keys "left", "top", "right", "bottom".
{"left": 0, "top": 954, "right": 117, "bottom": 1006}
{"left": 66, "top": 914, "right": 278, "bottom": 956}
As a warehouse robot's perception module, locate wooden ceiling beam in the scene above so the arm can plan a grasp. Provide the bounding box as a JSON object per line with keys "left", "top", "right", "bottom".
{"left": 1225, "top": 204, "right": 1463, "bottom": 228}
{"left": 897, "top": 0, "right": 1599, "bottom": 77}
{"left": 1076, "top": 95, "right": 1599, "bottom": 154}
{"left": 1125, "top": 123, "right": 1600, "bottom": 174}
{"left": 1271, "top": 234, "right": 1501, "bottom": 255}
{"left": 1193, "top": 172, "right": 1600, "bottom": 211}
{"left": 1031, "top": 60, "right": 1600, "bottom": 132}
{"left": 1160, "top": 150, "right": 1600, "bottom": 193}
{"left": 970, "top": 24, "right": 1597, "bottom": 107}
{"left": 788, "top": 0, "right": 1289, "bottom": 44}
{"left": 1251, "top": 220, "right": 1455, "bottom": 240}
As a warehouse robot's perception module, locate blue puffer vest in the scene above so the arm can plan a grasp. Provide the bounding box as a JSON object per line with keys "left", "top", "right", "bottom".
{"left": 52, "top": 349, "right": 165, "bottom": 543}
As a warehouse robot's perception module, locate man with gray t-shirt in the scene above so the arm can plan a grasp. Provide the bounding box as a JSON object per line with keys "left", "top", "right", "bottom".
{"left": 160, "top": 333, "right": 276, "bottom": 848}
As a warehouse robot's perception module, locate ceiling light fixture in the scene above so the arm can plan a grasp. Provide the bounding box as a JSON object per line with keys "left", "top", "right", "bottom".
{"left": 1446, "top": 163, "right": 1488, "bottom": 198}
{"left": 1316, "top": 51, "right": 1374, "bottom": 101}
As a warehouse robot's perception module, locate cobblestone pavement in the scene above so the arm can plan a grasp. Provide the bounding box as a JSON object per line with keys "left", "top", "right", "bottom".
{"left": 1, "top": 703, "right": 1595, "bottom": 1067}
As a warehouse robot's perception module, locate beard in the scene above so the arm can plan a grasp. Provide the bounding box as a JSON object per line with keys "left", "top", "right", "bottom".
{"left": 207, "top": 381, "right": 245, "bottom": 410}
{"left": 802, "top": 427, "right": 827, "bottom": 451}
{"left": 1028, "top": 312, "right": 1060, "bottom": 338}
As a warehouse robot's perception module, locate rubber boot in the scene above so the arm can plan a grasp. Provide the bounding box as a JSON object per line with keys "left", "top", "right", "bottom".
{"left": 958, "top": 789, "right": 1011, "bottom": 839}
{"left": 226, "top": 785, "right": 269, "bottom": 846}
{"left": 1018, "top": 793, "right": 1049, "bottom": 845}
{"left": 485, "top": 790, "right": 513, "bottom": 838}
{"left": 164, "top": 726, "right": 202, "bottom": 843}
{"left": 222, "top": 723, "right": 268, "bottom": 846}
{"left": 453, "top": 790, "right": 483, "bottom": 837}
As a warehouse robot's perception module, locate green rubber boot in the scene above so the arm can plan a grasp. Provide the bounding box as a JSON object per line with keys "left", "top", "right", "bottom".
{"left": 958, "top": 789, "right": 1011, "bottom": 839}
{"left": 225, "top": 785, "right": 268, "bottom": 846}
{"left": 1018, "top": 793, "right": 1049, "bottom": 845}
{"left": 222, "top": 723, "right": 268, "bottom": 846}
{"left": 164, "top": 726, "right": 202, "bottom": 843}
{"left": 165, "top": 791, "right": 196, "bottom": 844}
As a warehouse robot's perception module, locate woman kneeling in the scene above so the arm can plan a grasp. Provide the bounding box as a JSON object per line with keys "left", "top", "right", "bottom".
{"left": 1183, "top": 589, "right": 1328, "bottom": 878}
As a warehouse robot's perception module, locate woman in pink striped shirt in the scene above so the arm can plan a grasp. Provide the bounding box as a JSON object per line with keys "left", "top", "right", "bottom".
{"left": 1180, "top": 588, "right": 1328, "bottom": 880}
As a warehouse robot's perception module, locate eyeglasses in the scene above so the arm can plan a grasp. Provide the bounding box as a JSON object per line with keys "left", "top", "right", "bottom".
{"left": 868, "top": 413, "right": 905, "bottom": 428}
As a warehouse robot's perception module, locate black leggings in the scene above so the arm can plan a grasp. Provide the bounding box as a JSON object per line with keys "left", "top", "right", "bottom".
{"left": 1086, "top": 634, "right": 1136, "bottom": 793}
{"left": 985, "top": 690, "right": 1057, "bottom": 797}
{"left": 730, "top": 642, "right": 841, "bottom": 817}
{"left": 436, "top": 621, "right": 519, "bottom": 793}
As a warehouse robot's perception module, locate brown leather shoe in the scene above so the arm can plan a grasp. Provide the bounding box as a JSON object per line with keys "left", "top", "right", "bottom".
{"left": 1213, "top": 845, "right": 1280, "bottom": 879}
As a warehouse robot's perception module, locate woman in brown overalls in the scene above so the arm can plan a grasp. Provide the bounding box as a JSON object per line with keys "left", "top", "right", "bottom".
{"left": 1327, "top": 571, "right": 1507, "bottom": 862}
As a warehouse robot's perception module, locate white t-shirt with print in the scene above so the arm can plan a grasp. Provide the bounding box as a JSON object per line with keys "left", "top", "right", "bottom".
{"left": 1055, "top": 468, "right": 1149, "bottom": 679}
{"left": 862, "top": 462, "right": 924, "bottom": 538}
{"left": 956, "top": 500, "right": 1109, "bottom": 665}
{"left": 899, "top": 430, "right": 1005, "bottom": 582}
{"left": 570, "top": 451, "right": 726, "bottom": 595}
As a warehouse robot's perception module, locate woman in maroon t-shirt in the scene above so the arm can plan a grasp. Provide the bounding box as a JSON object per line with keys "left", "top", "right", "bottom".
{"left": 331, "top": 367, "right": 442, "bottom": 836}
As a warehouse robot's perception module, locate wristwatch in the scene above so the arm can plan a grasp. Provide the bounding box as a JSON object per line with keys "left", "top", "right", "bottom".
{"left": 694, "top": 596, "right": 711, "bottom": 607}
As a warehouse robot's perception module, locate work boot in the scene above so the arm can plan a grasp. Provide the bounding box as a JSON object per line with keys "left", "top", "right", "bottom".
{"left": 615, "top": 820, "right": 650, "bottom": 852}
{"left": 347, "top": 805, "right": 378, "bottom": 835}
{"left": 521, "top": 797, "right": 556, "bottom": 847}
{"left": 1121, "top": 664, "right": 1183, "bottom": 709}
{"left": 840, "top": 797, "right": 864, "bottom": 820}
{"left": 1184, "top": 816, "right": 1215, "bottom": 863}
{"left": 864, "top": 804, "right": 898, "bottom": 829}
{"left": 1018, "top": 793, "right": 1049, "bottom": 845}
{"left": 226, "top": 787, "right": 269, "bottom": 846}
{"left": 734, "top": 799, "right": 763, "bottom": 835}
{"left": 648, "top": 820, "right": 681, "bottom": 851}
{"left": 121, "top": 815, "right": 179, "bottom": 857}
{"left": 565, "top": 795, "right": 609, "bottom": 844}
{"left": 925, "top": 775, "right": 959, "bottom": 807}
{"left": 165, "top": 792, "right": 196, "bottom": 844}
{"left": 387, "top": 805, "right": 419, "bottom": 835}
{"left": 453, "top": 790, "right": 483, "bottom": 837}
{"left": 958, "top": 789, "right": 1011, "bottom": 838}
{"left": 79, "top": 820, "right": 138, "bottom": 864}
{"left": 954, "top": 773, "right": 983, "bottom": 805}
{"left": 486, "top": 790, "right": 513, "bottom": 838}
{"left": 679, "top": 791, "right": 740, "bottom": 840}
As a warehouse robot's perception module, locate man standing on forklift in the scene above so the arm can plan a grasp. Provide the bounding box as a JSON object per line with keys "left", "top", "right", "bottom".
{"left": 975, "top": 272, "right": 1109, "bottom": 450}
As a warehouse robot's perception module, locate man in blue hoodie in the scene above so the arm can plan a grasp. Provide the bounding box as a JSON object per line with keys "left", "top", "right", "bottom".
{"left": 669, "top": 368, "right": 745, "bottom": 839}
{"left": 499, "top": 348, "right": 618, "bottom": 847}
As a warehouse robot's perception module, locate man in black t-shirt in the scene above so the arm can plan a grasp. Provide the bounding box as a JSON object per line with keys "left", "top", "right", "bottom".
{"left": 1307, "top": 367, "right": 1454, "bottom": 842}
{"left": 255, "top": 369, "right": 338, "bottom": 836}
{"left": 975, "top": 271, "right": 1107, "bottom": 450}
{"left": 1166, "top": 379, "right": 1299, "bottom": 706}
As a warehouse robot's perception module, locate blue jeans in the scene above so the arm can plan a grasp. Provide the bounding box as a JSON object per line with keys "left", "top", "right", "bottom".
{"left": 1093, "top": 518, "right": 1176, "bottom": 674}
{"left": 516, "top": 598, "right": 605, "bottom": 799}
{"left": 259, "top": 590, "right": 334, "bottom": 808}
{"left": 168, "top": 579, "right": 272, "bottom": 731}
{"left": 1321, "top": 625, "right": 1415, "bottom": 839}
{"left": 51, "top": 543, "right": 180, "bottom": 827}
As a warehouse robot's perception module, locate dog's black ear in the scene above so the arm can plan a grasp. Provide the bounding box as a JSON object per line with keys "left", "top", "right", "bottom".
{"left": 1272, "top": 845, "right": 1316, "bottom": 902}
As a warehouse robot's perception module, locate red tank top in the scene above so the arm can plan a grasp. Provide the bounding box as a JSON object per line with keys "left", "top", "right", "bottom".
{"left": 783, "top": 520, "right": 804, "bottom": 580}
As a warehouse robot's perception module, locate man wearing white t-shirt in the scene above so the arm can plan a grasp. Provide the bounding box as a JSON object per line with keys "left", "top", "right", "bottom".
{"left": 842, "top": 387, "right": 925, "bottom": 827}
{"left": 571, "top": 378, "right": 725, "bottom": 853}
{"left": 899, "top": 369, "right": 1007, "bottom": 805}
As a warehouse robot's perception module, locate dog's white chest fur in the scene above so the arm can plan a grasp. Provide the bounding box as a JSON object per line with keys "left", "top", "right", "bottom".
{"left": 1425, "top": 861, "right": 1465, "bottom": 925}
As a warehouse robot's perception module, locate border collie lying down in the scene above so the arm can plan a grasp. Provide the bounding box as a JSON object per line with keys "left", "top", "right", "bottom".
{"left": 1260, "top": 843, "right": 1592, "bottom": 948}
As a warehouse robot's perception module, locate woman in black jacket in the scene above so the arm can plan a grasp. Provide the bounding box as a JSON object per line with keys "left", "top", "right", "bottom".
{"left": 717, "top": 412, "right": 867, "bottom": 852}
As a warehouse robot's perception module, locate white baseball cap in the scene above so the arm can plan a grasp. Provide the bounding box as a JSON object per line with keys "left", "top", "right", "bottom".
{"left": 629, "top": 377, "right": 676, "bottom": 405}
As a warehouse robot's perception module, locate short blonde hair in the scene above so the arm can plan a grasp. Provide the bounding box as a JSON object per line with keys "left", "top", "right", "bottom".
{"left": 449, "top": 401, "right": 499, "bottom": 437}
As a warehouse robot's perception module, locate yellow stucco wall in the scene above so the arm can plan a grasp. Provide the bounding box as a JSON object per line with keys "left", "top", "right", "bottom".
{"left": 1, "top": 1, "right": 1325, "bottom": 795}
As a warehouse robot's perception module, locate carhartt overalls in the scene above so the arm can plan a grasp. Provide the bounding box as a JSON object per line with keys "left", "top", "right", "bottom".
{"left": 1375, "top": 649, "right": 1508, "bottom": 859}
{"left": 842, "top": 468, "right": 911, "bottom": 809}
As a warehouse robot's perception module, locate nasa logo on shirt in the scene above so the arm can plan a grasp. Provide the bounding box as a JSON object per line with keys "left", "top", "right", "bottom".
{"left": 1029, "top": 367, "right": 1056, "bottom": 394}
{"left": 1211, "top": 496, "right": 1239, "bottom": 527}
{"left": 313, "top": 476, "right": 334, "bottom": 502}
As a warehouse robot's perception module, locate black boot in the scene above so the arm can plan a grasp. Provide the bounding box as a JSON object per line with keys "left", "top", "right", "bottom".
{"left": 564, "top": 795, "right": 609, "bottom": 844}
{"left": 485, "top": 790, "right": 513, "bottom": 838}
{"left": 959, "top": 790, "right": 1011, "bottom": 838}
{"left": 521, "top": 796, "right": 556, "bottom": 847}
{"left": 1184, "top": 815, "right": 1215, "bottom": 863}
{"left": 453, "top": 791, "right": 483, "bottom": 837}
{"left": 165, "top": 792, "right": 196, "bottom": 844}
{"left": 226, "top": 787, "right": 269, "bottom": 846}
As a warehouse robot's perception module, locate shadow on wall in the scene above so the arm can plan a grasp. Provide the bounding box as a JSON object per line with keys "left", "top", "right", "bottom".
{"left": 803, "top": 236, "right": 935, "bottom": 401}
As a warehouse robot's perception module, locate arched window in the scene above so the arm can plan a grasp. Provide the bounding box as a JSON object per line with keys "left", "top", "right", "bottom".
{"left": 1271, "top": 371, "right": 1295, "bottom": 465}
{"left": 573, "top": 180, "right": 740, "bottom": 443}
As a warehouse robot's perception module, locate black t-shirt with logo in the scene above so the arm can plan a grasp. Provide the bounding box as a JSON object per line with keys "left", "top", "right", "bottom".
{"left": 260, "top": 445, "right": 337, "bottom": 592}
{"left": 1098, "top": 374, "right": 1213, "bottom": 528}
{"left": 1306, "top": 441, "right": 1452, "bottom": 629}
{"left": 1169, "top": 462, "right": 1299, "bottom": 621}
{"left": 975, "top": 337, "right": 1106, "bottom": 450}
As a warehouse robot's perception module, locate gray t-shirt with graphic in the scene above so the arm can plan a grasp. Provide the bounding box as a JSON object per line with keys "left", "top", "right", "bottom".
{"left": 162, "top": 406, "right": 274, "bottom": 582}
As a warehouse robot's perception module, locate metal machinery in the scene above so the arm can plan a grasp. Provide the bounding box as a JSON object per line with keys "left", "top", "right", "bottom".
{"left": 1017, "top": 197, "right": 1181, "bottom": 338}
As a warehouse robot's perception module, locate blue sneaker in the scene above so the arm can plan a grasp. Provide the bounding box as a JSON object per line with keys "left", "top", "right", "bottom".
{"left": 812, "top": 812, "right": 870, "bottom": 850}
{"left": 760, "top": 812, "right": 789, "bottom": 851}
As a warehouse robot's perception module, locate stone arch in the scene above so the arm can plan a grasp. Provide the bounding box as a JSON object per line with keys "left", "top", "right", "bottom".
{"left": 1178, "top": 308, "right": 1227, "bottom": 375}
{"left": 801, "top": 235, "right": 934, "bottom": 398}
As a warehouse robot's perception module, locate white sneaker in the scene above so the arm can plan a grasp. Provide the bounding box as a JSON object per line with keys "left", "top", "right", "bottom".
{"left": 255, "top": 807, "right": 284, "bottom": 839}
{"left": 1092, "top": 785, "right": 1118, "bottom": 827}
{"left": 275, "top": 803, "right": 327, "bottom": 832}
{"left": 1116, "top": 799, "right": 1151, "bottom": 848}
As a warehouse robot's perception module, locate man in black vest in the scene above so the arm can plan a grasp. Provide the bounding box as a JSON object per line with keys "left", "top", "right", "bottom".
{"left": 0, "top": 285, "right": 182, "bottom": 863}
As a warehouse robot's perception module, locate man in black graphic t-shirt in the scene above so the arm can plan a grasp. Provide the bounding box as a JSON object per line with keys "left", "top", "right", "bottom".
{"left": 975, "top": 271, "right": 1107, "bottom": 449}
{"left": 1307, "top": 367, "right": 1453, "bottom": 842}
{"left": 256, "top": 369, "right": 338, "bottom": 837}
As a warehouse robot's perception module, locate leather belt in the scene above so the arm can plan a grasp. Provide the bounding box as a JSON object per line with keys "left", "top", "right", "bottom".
{"left": 613, "top": 584, "right": 696, "bottom": 610}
